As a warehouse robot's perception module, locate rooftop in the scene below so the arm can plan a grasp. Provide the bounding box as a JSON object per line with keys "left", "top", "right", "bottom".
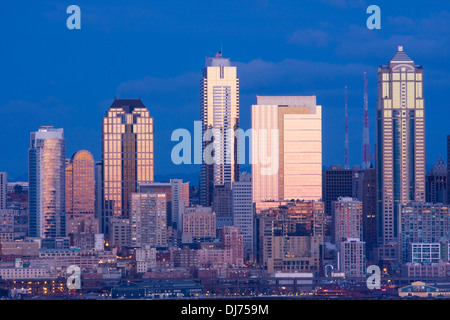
{"left": 109, "top": 98, "right": 147, "bottom": 113}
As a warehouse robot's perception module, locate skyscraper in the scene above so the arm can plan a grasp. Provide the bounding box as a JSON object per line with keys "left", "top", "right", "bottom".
{"left": 200, "top": 56, "right": 239, "bottom": 206}
{"left": 322, "top": 165, "right": 360, "bottom": 239}
{"left": 28, "top": 126, "right": 66, "bottom": 238}
{"left": 65, "top": 150, "right": 97, "bottom": 236}
{"left": 355, "top": 168, "right": 377, "bottom": 260}
{"left": 376, "top": 46, "right": 425, "bottom": 264}
{"left": 232, "top": 172, "right": 253, "bottom": 259}
{"left": 101, "top": 98, "right": 154, "bottom": 235}
{"left": 130, "top": 192, "right": 167, "bottom": 248}
{"left": 252, "top": 96, "right": 322, "bottom": 203}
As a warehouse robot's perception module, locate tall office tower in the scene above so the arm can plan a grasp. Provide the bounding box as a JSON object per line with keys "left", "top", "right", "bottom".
{"left": 65, "top": 150, "right": 98, "bottom": 237}
{"left": 101, "top": 98, "right": 154, "bottom": 236}
{"left": 362, "top": 72, "right": 371, "bottom": 170}
{"left": 28, "top": 126, "right": 66, "bottom": 238}
{"left": 199, "top": 56, "right": 239, "bottom": 206}
{"left": 130, "top": 193, "right": 167, "bottom": 248}
{"left": 376, "top": 46, "right": 425, "bottom": 264}
{"left": 355, "top": 168, "right": 377, "bottom": 260}
{"left": 322, "top": 165, "right": 360, "bottom": 240}
{"left": 426, "top": 155, "right": 447, "bottom": 204}
{"left": 232, "top": 172, "right": 253, "bottom": 260}
{"left": 333, "top": 197, "right": 365, "bottom": 277}
{"left": 400, "top": 202, "right": 450, "bottom": 263}
{"left": 0, "top": 172, "right": 6, "bottom": 210}
{"left": 252, "top": 96, "right": 322, "bottom": 203}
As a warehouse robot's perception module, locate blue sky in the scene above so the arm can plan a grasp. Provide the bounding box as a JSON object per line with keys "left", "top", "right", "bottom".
{"left": 1, "top": 0, "right": 450, "bottom": 184}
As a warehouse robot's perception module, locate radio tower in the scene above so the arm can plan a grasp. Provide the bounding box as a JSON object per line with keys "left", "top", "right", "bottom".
{"left": 361, "top": 72, "right": 371, "bottom": 170}
{"left": 344, "top": 86, "right": 349, "bottom": 169}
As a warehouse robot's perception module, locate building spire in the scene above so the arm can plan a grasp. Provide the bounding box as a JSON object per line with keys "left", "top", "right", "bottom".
{"left": 362, "top": 72, "right": 371, "bottom": 170}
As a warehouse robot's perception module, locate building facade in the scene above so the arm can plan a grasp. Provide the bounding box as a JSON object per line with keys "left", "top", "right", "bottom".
{"left": 200, "top": 56, "right": 239, "bottom": 207}
{"left": 252, "top": 96, "right": 322, "bottom": 203}
{"left": 130, "top": 192, "right": 167, "bottom": 248}
{"left": 28, "top": 127, "right": 66, "bottom": 239}
{"left": 65, "top": 150, "right": 98, "bottom": 238}
{"left": 376, "top": 46, "right": 425, "bottom": 264}
{"left": 101, "top": 99, "right": 154, "bottom": 236}
{"left": 232, "top": 172, "right": 253, "bottom": 259}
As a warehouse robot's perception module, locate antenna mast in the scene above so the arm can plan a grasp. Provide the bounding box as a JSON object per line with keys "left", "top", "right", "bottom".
{"left": 362, "top": 72, "right": 370, "bottom": 170}
{"left": 345, "top": 85, "right": 349, "bottom": 169}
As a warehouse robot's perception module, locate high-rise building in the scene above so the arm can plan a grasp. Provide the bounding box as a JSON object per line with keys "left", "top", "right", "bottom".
{"left": 232, "top": 172, "right": 253, "bottom": 259}
{"left": 199, "top": 56, "right": 239, "bottom": 207}
{"left": 333, "top": 197, "right": 363, "bottom": 244}
{"left": 101, "top": 98, "right": 154, "bottom": 236}
{"left": 376, "top": 46, "right": 425, "bottom": 263}
{"left": 333, "top": 197, "right": 366, "bottom": 277}
{"left": 426, "top": 155, "right": 447, "bottom": 204}
{"left": 0, "top": 172, "right": 6, "bottom": 210}
{"left": 400, "top": 202, "right": 450, "bottom": 263}
{"left": 213, "top": 182, "right": 233, "bottom": 227}
{"left": 139, "top": 179, "right": 189, "bottom": 231}
{"left": 355, "top": 168, "right": 377, "bottom": 259}
{"left": 252, "top": 96, "right": 322, "bottom": 203}
{"left": 339, "top": 239, "right": 366, "bottom": 278}
{"left": 322, "top": 165, "right": 360, "bottom": 240}
{"left": 28, "top": 126, "right": 66, "bottom": 239}
{"left": 130, "top": 192, "right": 167, "bottom": 248}
{"left": 170, "top": 179, "right": 190, "bottom": 230}
{"left": 65, "top": 150, "right": 98, "bottom": 237}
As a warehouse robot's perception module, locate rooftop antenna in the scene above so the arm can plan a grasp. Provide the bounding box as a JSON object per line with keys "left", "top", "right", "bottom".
{"left": 362, "top": 72, "right": 371, "bottom": 170}
{"left": 345, "top": 85, "right": 349, "bottom": 169}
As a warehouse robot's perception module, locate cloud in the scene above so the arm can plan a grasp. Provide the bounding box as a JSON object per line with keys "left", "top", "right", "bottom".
{"left": 287, "top": 11, "right": 450, "bottom": 61}
{"left": 287, "top": 29, "right": 331, "bottom": 47}
{"left": 116, "top": 72, "right": 201, "bottom": 97}
{"left": 235, "top": 58, "right": 375, "bottom": 94}
{"left": 319, "top": 0, "right": 366, "bottom": 9}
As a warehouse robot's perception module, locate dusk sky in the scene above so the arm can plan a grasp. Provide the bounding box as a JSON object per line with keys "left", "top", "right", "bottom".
{"left": 1, "top": 0, "right": 450, "bottom": 184}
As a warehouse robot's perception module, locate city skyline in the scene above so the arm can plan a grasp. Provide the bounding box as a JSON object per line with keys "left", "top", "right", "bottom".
{"left": 2, "top": 1, "right": 450, "bottom": 182}
{"left": 2, "top": 0, "right": 450, "bottom": 303}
